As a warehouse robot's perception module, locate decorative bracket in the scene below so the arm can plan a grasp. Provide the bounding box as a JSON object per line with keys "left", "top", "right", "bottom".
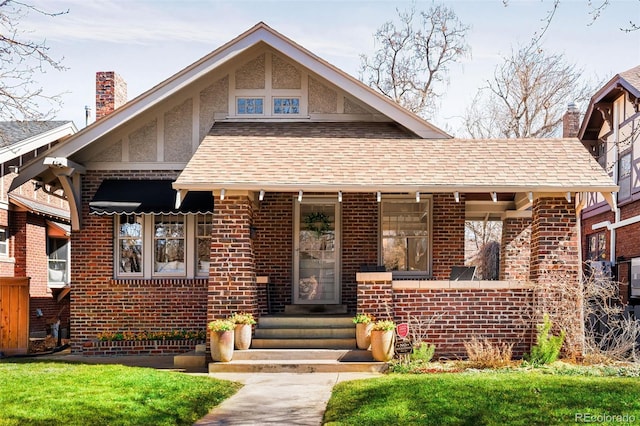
{"left": 43, "top": 157, "right": 86, "bottom": 231}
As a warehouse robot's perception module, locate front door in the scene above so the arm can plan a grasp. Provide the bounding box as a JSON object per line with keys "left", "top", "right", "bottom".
{"left": 294, "top": 199, "right": 341, "bottom": 304}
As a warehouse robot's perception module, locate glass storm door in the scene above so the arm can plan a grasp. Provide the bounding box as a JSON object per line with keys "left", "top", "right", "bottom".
{"left": 294, "top": 200, "right": 341, "bottom": 304}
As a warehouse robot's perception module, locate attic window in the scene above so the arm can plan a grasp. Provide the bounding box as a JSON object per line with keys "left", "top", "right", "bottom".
{"left": 237, "top": 98, "right": 264, "bottom": 114}
{"left": 273, "top": 98, "right": 300, "bottom": 114}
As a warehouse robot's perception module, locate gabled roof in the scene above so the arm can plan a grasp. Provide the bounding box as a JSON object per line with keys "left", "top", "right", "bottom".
{"left": 11, "top": 22, "right": 449, "bottom": 192}
{"left": 579, "top": 65, "right": 640, "bottom": 141}
{"left": 0, "top": 121, "right": 76, "bottom": 163}
{"left": 174, "top": 122, "right": 617, "bottom": 194}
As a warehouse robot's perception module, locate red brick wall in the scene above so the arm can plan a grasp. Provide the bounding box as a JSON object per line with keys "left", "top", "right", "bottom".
{"left": 432, "top": 193, "right": 465, "bottom": 279}
{"left": 341, "top": 193, "right": 378, "bottom": 312}
{"left": 70, "top": 171, "right": 209, "bottom": 353}
{"left": 207, "top": 195, "right": 257, "bottom": 320}
{"left": 500, "top": 217, "right": 531, "bottom": 281}
{"left": 253, "top": 193, "right": 294, "bottom": 313}
{"left": 356, "top": 274, "right": 535, "bottom": 358}
{"left": 393, "top": 288, "right": 534, "bottom": 358}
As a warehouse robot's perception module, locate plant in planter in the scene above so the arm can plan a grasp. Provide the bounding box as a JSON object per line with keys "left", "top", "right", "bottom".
{"left": 352, "top": 313, "right": 375, "bottom": 350}
{"left": 208, "top": 319, "right": 235, "bottom": 362}
{"left": 229, "top": 312, "right": 256, "bottom": 350}
{"left": 370, "top": 319, "right": 396, "bottom": 362}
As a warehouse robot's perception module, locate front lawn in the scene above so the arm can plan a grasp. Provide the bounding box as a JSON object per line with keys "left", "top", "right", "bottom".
{"left": 324, "top": 370, "right": 640, "bottom": 425}
{"left": 0, "top": 360, "right": 241, "bottom": 426}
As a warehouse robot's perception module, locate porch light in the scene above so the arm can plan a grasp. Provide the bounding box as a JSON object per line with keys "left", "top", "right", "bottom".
{"left": 416, "top": 192, "right": 420, "bottom": 202}
{"left": 454, "top": 191, "right": 459, "bottom": 203}
{"left": 377, "top": 192, "right": 381, "bottom": 202}
{"left": 259, "top": 189, "right": 265, "bottom": 201}
{"left": 528, "top": 192, "right": 534, "bottom": 203}
{"left": 566, "top": 192, "right": 571, "bottom": 202}
{"left": 298, "top": 190, "right": 303, "bottom": 202}
{"left": 491, "top": 192, "right": 497, "bottom": 202}
{"left": 338, "top": 191, "right": 342, "bottom": 202}
{"left": 220, "top": 188, "right": 226, "bottom": 200}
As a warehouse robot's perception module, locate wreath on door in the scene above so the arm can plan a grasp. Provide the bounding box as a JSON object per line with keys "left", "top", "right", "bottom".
{"left": 304, "top": 211, "right": 331, "bottom": 238}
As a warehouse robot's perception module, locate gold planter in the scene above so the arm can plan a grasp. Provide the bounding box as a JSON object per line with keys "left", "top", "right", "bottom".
{"left": 210, "top": 330, "right": 234, "bottom": 362}
{"left": 234, "top": 324, "right": 252, "bottom": 350}
{"left": 370, "top": 330, "right": 395, "bottom": 362}
{"left": 355, "top": 322, "right": 373, "bottom": 350}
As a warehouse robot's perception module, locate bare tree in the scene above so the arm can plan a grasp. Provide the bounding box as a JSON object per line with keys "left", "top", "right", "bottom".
{"left": 0, "top": 0, "right": 67, "bottom": 121}
{"left": 359, "top": 4, "right": 470, "bottom": 119}
{"left": 503, "top": 0, "right": 638, "bottom": 38}
{"left": 463, "top": 45, "right": 594, "bottom": 139}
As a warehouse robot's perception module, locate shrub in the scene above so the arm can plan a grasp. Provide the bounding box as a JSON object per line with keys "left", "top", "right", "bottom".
{"left": 464, "top": 336, "right": 513, "bottom": 368}
{"left": 411, "top": 342, "right": 436, "bottom": 363}
{"left": 526, "top": 314, "right": 565, "bottom": 366}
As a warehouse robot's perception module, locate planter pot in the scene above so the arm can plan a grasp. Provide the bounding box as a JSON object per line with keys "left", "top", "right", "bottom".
{"left": 371, "top": 330, "right": 395, "bottom": 362}
{"left": 210, "top": 330, "right": 234, "bottom": 362}
{"left": 355, "top": 323, "right": 373, "bottom": 350}
{"left": 234, "top": 324, "right": 252, "bottom": 350}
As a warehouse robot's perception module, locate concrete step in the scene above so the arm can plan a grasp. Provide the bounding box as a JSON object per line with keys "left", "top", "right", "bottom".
{"left": 208, "top": 359, "right": 388, "bottom": 373}
{"left": 251, "top": 337, "right": 356, "bottom": 349}
{"left": 258, "top": 315, "right": 354, "bottom": 329}
{"left": 284, "top": 304, "right": 348, "bottom": 315}
{"left": 233, "top": 349, "right": 373, "bottom": 361}
{"left": 174, "top": 350, "right": 207, "bottom": 369}
{"left": 254, "top": 327, "right": 355, "bottom": 339}
{"left": 209, "top": 348, "right": 384, "bottom": 373}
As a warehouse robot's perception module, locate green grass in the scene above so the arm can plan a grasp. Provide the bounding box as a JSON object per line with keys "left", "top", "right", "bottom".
{"left": 324, "top": 371, "right": 640, "bottom": 425}
{"left": 0, "top": 359, "right": 241, "bottom": 426}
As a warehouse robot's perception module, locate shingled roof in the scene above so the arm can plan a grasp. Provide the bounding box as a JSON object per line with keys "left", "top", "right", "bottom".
{"left": 174, "top": 122, "right": 617, "bottom": 194}
{"left": 0, "top": 121, "right": 73, "bottom": 148}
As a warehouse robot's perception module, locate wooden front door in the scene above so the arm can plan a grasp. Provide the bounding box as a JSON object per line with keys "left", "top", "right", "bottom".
{"left": 293, "top": 199, "right": 341, "bottom": 304}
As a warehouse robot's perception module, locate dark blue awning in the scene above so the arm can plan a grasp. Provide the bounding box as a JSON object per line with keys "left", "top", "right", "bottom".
{"left": 89, "top": 179, "right": 213, "bottom": 215}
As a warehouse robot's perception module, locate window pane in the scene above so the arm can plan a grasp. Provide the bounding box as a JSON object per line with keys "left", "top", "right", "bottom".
{"left": 0, "top": 228, "right": 7, "bottom": 256}
{"left": 48, "top": 238, "right": 69, "bottom": 284}
{"left": 118, "top": 215, "right": 143, "bottom": 274}
{"left": 237, "top": 98, "right": 263, "bottom": 114}
{"left": 382, "top": 201, "right": 429, "bottom": 272}
{"left": 154, "top": 215, "right": 185, "bottom": 274}
{"left": 273, "top": 98, "right": 300, "bottom": 114}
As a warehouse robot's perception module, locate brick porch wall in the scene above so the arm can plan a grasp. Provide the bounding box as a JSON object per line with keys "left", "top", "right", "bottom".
{"left": 500, "top": 217, "right": 531, "bottom": 281}
{"left": 70, "top": 171, "right": 209, "bottom": 353}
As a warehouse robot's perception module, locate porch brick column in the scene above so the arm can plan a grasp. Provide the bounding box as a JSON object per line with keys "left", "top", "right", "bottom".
{"left": 208, "top": 195, "right": 257, "bottom": 321}
{"left": 500, "top": 217, "right": 531, "bottom": 281}
{"left": 529, "top": 197, "right": 583, "bottom": 356}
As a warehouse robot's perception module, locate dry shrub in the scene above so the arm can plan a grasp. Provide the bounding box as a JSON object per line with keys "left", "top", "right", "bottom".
{"left": 464, "top": 336, "right": 513, "bottom": 368}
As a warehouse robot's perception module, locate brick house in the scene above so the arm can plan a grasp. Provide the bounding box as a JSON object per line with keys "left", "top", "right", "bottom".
{"left": 579, "top": 65, "right": 640, "bottom": 305}
{"left": 0, "top": 121, "right": 76, "bottom": 343}
{"left": 13, "top": 23, "right": 617, "bottom": 357}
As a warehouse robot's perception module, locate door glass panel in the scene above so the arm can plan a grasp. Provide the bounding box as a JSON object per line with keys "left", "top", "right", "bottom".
{"left": 297, "top": 203, "right": 337, "bottom": 303}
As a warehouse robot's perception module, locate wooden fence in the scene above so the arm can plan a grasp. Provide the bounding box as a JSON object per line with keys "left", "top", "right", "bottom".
{"left": 0, "top": 277, "right": 30, "bottom": 356}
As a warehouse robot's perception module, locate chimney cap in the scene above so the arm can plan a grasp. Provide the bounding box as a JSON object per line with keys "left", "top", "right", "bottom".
{"left": 567, "top": 102, "right": 578, "bottom": 112}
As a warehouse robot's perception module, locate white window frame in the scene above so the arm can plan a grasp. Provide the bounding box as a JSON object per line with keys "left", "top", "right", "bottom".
{"left": 47, "top": 237, "right": 70, "bottom": 287}
{"left": 379, "top": 195, "right": 432, "bottom": 278}
{"left": 114, "top": 214, "right": 209, "bottom": 279}
{"left": 0, "top": 228, "right": 8, "bottom": 257}
{"left": 235, "top": 97, "right": 265, "bottom": 115}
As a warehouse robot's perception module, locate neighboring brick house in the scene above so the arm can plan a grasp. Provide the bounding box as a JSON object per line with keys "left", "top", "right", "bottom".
{"left": 579, "top": 65, "right": 640, "bottom": 305}
{"left": 13, "top": 23, "right": 616, "bottom": 357}
{"left": 0, "top": 121, "right": 76, "bottom": 339}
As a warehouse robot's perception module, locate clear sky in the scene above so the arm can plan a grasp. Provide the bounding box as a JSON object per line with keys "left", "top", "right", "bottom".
{"left": 22, "top": 0, "right": 640, "bottom": 136}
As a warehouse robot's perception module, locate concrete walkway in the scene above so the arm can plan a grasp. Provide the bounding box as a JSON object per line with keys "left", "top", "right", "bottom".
{"left": 34, "top": 351, "right": 382, "bottom": 425}
{"left": 196, "top": 372, "right": 382, "bottom": 426}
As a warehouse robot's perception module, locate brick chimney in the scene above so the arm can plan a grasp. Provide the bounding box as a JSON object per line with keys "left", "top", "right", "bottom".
{"left": 95, "top": 71, "right": 127, "bottom": 121}
{"left": 562, "top": 102, "right": 580, "bottom": 138}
